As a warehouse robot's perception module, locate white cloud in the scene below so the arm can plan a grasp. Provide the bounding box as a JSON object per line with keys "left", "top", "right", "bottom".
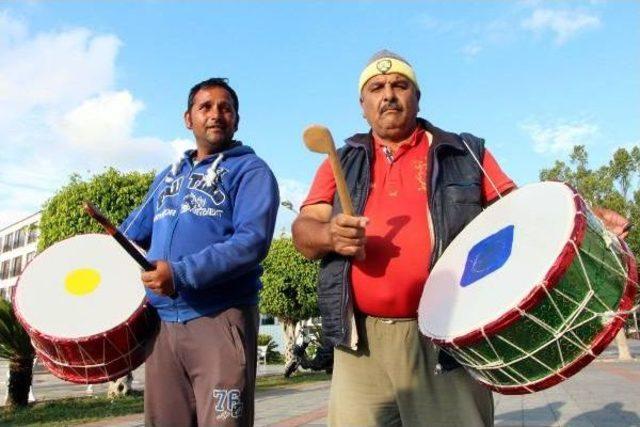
{"left": 521, "top": 8, "right": 601, "bottom": 45}
{"left": 521, "top": 120, "right": 599, "bottom": 154}
{"left": 0, "top": 11, "right": 310, "bottom": 235}
{"left": 58, "top": 91, "right": 143, "bottom": 150}
{"left": 0, "top": 12, "right": 185, "bottom": 229}
{"left": 52, "top": 90, "right": 181, "bottom": 170}
{"left": 169, "top": 138, "right": 194, "bottom": 158}
{"left": 462, "top": 42, "right": 483, "bottom": 57}
{"left": 0, "top": 29, "right": 120, "bottom": 125}
{"left": 415, "top": 4, "right": 601, "bottom": 58}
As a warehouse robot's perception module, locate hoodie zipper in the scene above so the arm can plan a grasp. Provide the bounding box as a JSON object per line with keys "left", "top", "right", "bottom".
{"left": 165, "top": 158, "right": 201, "bottom": 322}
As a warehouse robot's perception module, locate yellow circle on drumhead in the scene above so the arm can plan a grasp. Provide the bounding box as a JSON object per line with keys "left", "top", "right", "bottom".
{"left": 65, "top": 268, "right": 101, "bottom": 296}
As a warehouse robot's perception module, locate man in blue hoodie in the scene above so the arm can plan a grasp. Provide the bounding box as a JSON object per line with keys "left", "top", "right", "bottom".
{"left": 120, "top": 78, "right": 279, "bottom": 426}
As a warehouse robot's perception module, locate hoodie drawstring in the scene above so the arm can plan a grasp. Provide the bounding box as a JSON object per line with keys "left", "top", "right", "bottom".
{"left": 204, "top": 153, "right": 224, "bottom": 188}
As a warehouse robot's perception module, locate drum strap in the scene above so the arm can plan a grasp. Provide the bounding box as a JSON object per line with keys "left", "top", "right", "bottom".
{"left": 459, "top": 133, "right": 503, "bottom": 201}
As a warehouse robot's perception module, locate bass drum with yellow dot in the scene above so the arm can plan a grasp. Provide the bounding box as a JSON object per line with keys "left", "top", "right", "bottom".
{"left": 13, "top": 234, "right": 158, "bottom": 384}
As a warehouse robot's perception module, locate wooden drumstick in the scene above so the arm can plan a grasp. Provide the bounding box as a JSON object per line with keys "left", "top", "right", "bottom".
{"left": 303, "top": 125, "right": 354, "bottom": 216}
{"left": 83, "top": 201, "right": 154, "bottom": 271}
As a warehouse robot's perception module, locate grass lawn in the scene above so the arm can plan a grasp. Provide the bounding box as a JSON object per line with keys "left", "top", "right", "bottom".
{"left": 256, "top": 371, "right": 330, "bottom": 390}
{"left": 0, "top": 372, "right": 331, "bottom": 426}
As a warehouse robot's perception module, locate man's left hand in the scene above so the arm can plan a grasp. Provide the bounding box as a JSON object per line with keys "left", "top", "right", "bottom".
{"left": 141, "top": 260, "right": 176, "bottom": 297}
{"left": 593, "top": 207, "right": 631, "bottom": 240}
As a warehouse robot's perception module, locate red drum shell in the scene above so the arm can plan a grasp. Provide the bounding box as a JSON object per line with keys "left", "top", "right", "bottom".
{"left": 18, "top": 300, "right": 157, "bottom": 384}
{"left": 12, "top": 234, "right": 158, "bottom": 384}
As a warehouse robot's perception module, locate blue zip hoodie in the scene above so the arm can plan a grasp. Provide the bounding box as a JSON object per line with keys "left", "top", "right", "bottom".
{"left": 120, "top": 142, "right": 279, "bottom": 322}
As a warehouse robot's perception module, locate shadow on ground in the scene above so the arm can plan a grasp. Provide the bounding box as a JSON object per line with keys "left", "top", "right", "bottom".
{"left": 495, "top": 401, "right": 640, "bottom": 427}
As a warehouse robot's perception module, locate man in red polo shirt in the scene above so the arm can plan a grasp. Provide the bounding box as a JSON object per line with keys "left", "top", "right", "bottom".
{"left": 292, "top": 50, "right": 514, "bottom": 426}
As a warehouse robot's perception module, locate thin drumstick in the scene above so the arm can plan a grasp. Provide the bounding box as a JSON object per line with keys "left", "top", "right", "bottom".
{"left": 83, "top": 201, "right": 154, "bottom": 271}
{"left": 303, "top": 125, "right": 354, "bottom": 216}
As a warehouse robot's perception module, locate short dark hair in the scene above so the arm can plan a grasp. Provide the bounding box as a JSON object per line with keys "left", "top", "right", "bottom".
{"left": 186, "top": 78, "right": 239, "bottom": 119}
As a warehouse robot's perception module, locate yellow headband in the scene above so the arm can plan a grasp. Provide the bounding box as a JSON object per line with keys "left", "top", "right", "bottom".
{"left": 358, "top": 57, "right": 419, "bottom": 93}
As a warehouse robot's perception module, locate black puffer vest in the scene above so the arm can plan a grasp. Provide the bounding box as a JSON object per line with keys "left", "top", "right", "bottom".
{"left": 318, "top": 118, "right": 485, "bottom": 371}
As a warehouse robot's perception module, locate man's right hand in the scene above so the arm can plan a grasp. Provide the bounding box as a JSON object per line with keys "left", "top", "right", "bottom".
{"left": 292, "top": 203, "right": 369, "bottom": 260}
{"left": 328, "top": 214, "right": 369, "bottom": 259}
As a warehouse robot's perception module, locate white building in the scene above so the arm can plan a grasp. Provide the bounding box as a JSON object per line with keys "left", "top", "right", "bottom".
{"left": 0, "top": 212, "right": 41, "bottom": 297}
{"left": 259, "top": 315, "right": 285, "bottom": 351}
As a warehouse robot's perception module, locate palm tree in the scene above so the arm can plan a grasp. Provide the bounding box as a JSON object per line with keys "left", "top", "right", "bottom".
{"left": 0, "top": 298, "right": 35, "bottom": 408}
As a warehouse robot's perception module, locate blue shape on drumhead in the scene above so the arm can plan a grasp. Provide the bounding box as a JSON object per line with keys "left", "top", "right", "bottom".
{"left": 460, "top": 225, "right": 514, "bottom": 287}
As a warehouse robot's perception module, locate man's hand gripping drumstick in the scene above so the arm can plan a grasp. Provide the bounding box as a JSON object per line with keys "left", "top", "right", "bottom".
{"left": 83, "top": 201, "right": 176, "bottom": 297}
{"left": 593, "top": 206, "right": 632, "bottom": 240}
{"left": 301, "top": 125, "right": 368, "bottom": 260}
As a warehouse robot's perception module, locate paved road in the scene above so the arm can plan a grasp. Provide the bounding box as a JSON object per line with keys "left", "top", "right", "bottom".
{"left": 3, "top": 340, "right": 640, "bottom": 426}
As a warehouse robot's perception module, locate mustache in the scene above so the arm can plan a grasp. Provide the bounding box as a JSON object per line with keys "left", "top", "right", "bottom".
{"left": 380, "top": 101, "right": 403, "bottom": 113}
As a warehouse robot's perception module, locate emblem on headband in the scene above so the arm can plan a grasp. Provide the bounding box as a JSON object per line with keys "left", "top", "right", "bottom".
{"left": 376, "top": 59, "right": 392, "bottom": 74}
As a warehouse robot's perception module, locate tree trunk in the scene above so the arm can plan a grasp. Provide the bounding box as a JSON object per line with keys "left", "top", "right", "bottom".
{"left": 282, "top": 320, "right": 299, "bottom": 367}
{"left": 107, "top": 373, "right": 133, "bottom": 398}
{"left": 6, "top": 358, "right": 33, "bottom": 408}
{"left": 615, "top": 329, "right": 632, "bottom": 360}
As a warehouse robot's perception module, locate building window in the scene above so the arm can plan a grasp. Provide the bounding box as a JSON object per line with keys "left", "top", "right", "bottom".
{"left": 3, "top": 233, "right": 13, "bottom": 252}
{"left": 27, "top": 225, "right": 39, "bottom": 244}
{"left": 260, "top": 315, "right": 276, "bottom": 326}
{"left": 10, "top": 256, "right": 22, "bottom": 277}
{"left": 14, "top": 227, "right": 27, "bottom": 249}
{"left": 0, "top": 260, "right": 10, "bottom": 280}
{"left": 26, "top": 251, "right": 36, "bottom": 264}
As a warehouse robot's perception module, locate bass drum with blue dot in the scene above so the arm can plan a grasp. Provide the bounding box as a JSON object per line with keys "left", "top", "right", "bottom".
{"left": 418, "top": 182, "right": 637, "bottom": 394}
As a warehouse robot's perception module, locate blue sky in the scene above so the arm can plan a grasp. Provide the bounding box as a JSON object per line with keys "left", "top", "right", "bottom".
{"left": 0, "top": 1, "right": 638, "bottom": 233}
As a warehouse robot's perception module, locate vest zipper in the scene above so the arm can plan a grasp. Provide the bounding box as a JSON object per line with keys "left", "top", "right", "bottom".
{"left": 341, "top": 145, "right": 371, "bottom": 349}
{"left": 425, "top": 134, "right": 436, "bottom": 256}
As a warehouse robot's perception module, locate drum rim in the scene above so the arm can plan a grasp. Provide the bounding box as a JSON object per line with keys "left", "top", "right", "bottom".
{"left": 477, "top": 243, "right": 638, "bottom": 395}
{"left": 430, "top": 184, "right": 588, "bottom": 348}
{"left": 12, "top": 233, "right": 149, "bottom": 343}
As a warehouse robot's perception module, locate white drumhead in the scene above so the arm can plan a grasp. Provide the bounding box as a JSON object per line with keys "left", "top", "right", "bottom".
{"left": 418, "top": 182, "right": 577, "bottom": 342}
{"left": 15, "top": 234, "right": 145, "bottom": 339}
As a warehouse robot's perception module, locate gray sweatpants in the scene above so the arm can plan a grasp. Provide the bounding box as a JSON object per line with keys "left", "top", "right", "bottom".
{"left": 144, "top": 306, "right": 259, "bottom": 427}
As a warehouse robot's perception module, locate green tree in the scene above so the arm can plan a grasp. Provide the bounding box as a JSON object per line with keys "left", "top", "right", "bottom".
{"left": 540, "top": 145, "right": 639, "bottom": 258}
{"left": 0, "top": 299, "right": 35, "bottom": 408}
{"left": 260, "top": 237, "right": 320, "bottom": 364}
{"left": 541, "top": 145, "right": 639, "bottom": 359}
{"left": 38, "top": 168, "right": 154, "bottom": 252}
{"left": 34, "top": 167, "right": 154, "bottom": 395}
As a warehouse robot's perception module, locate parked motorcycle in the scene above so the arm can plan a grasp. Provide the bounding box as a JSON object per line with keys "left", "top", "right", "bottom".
{"left": 284, "top": 326, "right": 333, "bottom": 378}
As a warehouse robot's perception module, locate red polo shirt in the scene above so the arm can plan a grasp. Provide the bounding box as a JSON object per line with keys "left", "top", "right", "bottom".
{"left": 302, "top": 128, "right": 515, "bottom": 318}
